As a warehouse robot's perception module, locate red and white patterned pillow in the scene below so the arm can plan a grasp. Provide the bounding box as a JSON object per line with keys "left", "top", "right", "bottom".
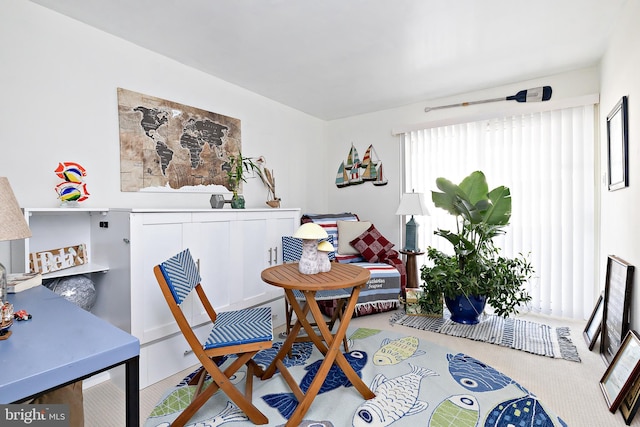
{"left": 350, "top": 224, "right": 395, "bottom": 263}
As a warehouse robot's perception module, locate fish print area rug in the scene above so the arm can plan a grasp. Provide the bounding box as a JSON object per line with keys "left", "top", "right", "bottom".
{"left": 390, "top": 310, "right": 581, "bottom": 363}
{"left": 145, "top": 327, "right": 567, "bottom": 427}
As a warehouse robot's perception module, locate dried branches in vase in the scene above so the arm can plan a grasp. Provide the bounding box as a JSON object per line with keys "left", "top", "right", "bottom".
{"left": 256, "top": 157, "right": 280, "bottom": 208}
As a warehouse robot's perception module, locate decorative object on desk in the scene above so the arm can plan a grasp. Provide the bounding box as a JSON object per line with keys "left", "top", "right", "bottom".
{"left": 145, "top": 327, "right": 567, "bottom": 427}
{"left": 0, "top": 301, "right": 14, "bottom": 340}
{"left": 600, "top": 330, "right": 640, "bottom": 414}
{"left": 601, "top": 255, "right": 635, "bottom": 366}
{"left": 54, "top": 161, "right": 89, "bottom": 206}
{"left": 336, "top": 144, "right": 387, "bottom": 188}
{"left": 420, "top": 171, "right": 533, "bottom": 324}
{"left": 606, "top": 96, "right": 629, "bottom": 191}
{"left": 392, "top": 310, "right": 580, "bottom": 362}
{"left": 395, "top": 190, "right": 429, "bottom": 252}
{"left": 44, "top": 275, "right": 96, "bottom": 311}
{"left": 0, "top": 177, "right": 32, "bottom": 303}
{"left": 7, "top": 272, "right": 42, "bottom": 293}
{"left": 424, "top": 86, "right": 552, "bottom": 113}
{"left": 316, "top": 240, "right": 333, "bottom": 273}
{"left": 29, "top": 243, "right": 88, "bottom": 274}
{"left": 292, "top": 223, "right": 328, "bottom": 274}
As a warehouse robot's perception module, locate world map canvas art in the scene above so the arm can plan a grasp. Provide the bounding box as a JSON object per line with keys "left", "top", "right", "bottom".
{"left": 117, "top": 88, "right": 241, "bottom": 192}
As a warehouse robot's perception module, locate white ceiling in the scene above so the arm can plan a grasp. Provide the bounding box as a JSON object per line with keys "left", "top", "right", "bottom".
{"left": 30, "top": 0, "right": 626, "bottom": 120}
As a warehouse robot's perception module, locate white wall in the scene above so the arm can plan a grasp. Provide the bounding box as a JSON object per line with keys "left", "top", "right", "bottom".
{"left": 0, "top": 0, "right": 327, "bottom": 212}
{"left": 600, "top": 0, "right": 640, "bottom": 328}
{"left": 325, "top": 68, "right": 600, "bottom": 250}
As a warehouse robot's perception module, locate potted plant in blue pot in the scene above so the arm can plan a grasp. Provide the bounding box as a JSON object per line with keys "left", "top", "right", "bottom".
{"left": 419, "top": 171, "right": 534, "bottom": 323}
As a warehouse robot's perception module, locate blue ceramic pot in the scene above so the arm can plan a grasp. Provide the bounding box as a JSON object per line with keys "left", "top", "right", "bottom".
{"left": 445, "top": 294, "right": 487, "bottom": 324}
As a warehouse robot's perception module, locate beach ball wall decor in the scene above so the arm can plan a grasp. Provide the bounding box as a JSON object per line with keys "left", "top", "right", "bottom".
{"left": 54, "top": 162, "right": 90, "bottom": 205}
{"left": 335, "top": 143, "right": 388, "bottom": 188}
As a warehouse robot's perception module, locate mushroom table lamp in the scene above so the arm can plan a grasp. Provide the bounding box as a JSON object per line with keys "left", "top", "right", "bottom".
{"left": 293, "top": 223, "right": 328, "bottom": 274}
{"left": 316, "top": 240, "right": 333, "bottom": 273}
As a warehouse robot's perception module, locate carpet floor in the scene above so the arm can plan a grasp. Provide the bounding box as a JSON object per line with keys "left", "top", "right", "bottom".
{"left": 144, "top": 326, "right": 567, "bottom": 426}
{"left": 82, "top": 310, "right": 640, "bottom": 426}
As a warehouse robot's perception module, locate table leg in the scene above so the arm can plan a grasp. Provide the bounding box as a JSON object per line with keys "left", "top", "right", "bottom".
{"left": 285, "top": 288, "right": 375, "bottom": 427}
{"left": 125, "top": 356, "right": 140, "bottom": 427}
{"left": 308, "top": 287, "right": 375, "bottom": 399}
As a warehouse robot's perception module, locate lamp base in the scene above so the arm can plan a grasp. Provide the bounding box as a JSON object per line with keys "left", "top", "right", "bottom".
{"left": 402, "top": 216, "right": 420, "bottom": 252}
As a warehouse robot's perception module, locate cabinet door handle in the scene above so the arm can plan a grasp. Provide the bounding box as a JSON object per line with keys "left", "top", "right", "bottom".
{"left": 268, "top": 247, "right": 273, "bottom": 265}
{"left": 274, "top": 246, "right": 278, "bottom": 264}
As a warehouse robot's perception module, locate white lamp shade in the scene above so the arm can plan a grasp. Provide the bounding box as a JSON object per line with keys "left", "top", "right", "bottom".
{"left": 0, "top": 177, "right": 31, "bottom": 241}
{"left": 395, "top": 192, "right": 430, "bottom": 216}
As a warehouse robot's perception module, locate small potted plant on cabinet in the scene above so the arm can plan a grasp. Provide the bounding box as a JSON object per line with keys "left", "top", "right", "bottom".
{"left": 419, "top": 171, "right": 534, "bottom": 324}
{"left": 226, "top": 152, "right": 260, "bottom": 209}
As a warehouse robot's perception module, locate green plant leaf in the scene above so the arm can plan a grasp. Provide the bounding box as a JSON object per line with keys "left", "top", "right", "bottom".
{"left": 459, "top": 171, "right": 489, "bottom": 206}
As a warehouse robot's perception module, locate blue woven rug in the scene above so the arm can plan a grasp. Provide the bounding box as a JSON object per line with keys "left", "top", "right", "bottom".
{"left": 145, "top": 327, "right": 567, "bottom": 426}
{"left": 390, "top": 310, "right": 581, "bottom": 363}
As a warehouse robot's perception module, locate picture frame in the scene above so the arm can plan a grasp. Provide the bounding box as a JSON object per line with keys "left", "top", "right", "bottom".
{"left": 584, "top": 292, "right": 604, "bottom": 351}
{"left": 621, "top": 369, "right": 640, "bottom": 425}
{"left": 601, "top": 255, "right": 635, "bottom": 365}
{"left": 607, "top": 95, "right": 629, "bottom": 191}
{"left": 600, "top": 330, "right": 640, "bottom": 413}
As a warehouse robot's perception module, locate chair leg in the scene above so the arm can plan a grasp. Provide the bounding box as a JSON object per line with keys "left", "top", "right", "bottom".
{"left": 172, "top": 353, "right": 269, "bottom": 426}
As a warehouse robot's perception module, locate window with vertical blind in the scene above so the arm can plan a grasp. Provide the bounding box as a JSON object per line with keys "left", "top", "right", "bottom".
{"left": 401, "top": 103, "right": 597, "bottom": 319}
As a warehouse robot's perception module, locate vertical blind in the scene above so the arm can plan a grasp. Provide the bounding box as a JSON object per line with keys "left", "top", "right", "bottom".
{"left": 402, "top": 104, "right": 596, "bottom": 319}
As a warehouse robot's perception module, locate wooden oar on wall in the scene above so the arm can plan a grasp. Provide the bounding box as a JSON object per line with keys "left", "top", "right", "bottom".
{"left": 424, "top": 86, "right": 552, "bottom": 113}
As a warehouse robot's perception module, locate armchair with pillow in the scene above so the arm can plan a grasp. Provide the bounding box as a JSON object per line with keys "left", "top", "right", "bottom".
{"left": 284, "top": 212, "right": 405, "bottom": 317}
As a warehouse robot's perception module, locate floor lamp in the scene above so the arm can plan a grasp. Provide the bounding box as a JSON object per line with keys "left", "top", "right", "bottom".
{"left": 0, "top": 177, "right": 32, "bottom": 302}
{"left": 395, "top": 191, "right": 429, "bottom": 252}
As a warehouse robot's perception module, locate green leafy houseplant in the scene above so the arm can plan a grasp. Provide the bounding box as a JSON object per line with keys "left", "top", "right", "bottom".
{"left": 419, "top": 171, "right": 534, "bottom": 320}
{"left": 226, "top": 152, "right": 260, "bottom": 208}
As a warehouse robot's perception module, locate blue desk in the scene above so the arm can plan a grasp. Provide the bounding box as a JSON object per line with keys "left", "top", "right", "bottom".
{"left": 0, "top": 286, "right": 140, "bottom": 426}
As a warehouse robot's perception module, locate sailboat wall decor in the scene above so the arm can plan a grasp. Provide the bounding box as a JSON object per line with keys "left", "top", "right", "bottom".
{"left": 335, "top": 143, "right": 388, "bottom": 188}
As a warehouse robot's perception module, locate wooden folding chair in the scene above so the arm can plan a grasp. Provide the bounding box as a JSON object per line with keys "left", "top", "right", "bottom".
{"left": 153, "top": 248, "right": 273, "bottom": 426}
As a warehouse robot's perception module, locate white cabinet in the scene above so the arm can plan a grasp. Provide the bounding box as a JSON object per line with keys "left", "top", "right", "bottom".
{"left": 102, "top": 208, "right": 299, "bottom": 388}
{"left": 11, "top": 207, "right": 300, "bottom": 389}
{"left": 10, "top": 208, "right": 111, "bottom": 279}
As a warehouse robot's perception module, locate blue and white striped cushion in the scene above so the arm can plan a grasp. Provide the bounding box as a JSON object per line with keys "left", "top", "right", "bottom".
{"left": 204, "top": 306, "right": 273, "bottom": 349}
{"left": 301, "top": 212, "right": 358, "bottom": 253}
{"left": 282, "top": 235, "right": 335, "bottom": 263}
{"left": 159, "top": 248, "right": 202, "bottom": 305}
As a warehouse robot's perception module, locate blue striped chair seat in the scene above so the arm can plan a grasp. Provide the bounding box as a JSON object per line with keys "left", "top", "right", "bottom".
{"left": 204, "top": 307, "right": 273, "bottom": 349}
